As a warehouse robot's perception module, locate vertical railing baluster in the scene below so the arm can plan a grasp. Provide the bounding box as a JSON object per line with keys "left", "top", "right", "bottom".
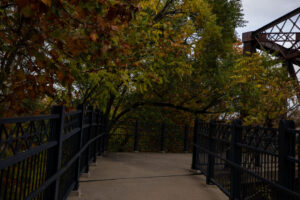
{"left": 84, "top": 106, "right": 93, "bottom": 173}
{"left": 134, "top": 120, "right": 139, "bottom": 152}
{"left": 192, "top": 118, "right": 200, "bottom": 170}
{"left": 278, "top": 119, "right": 295, "bottom": 200}
{"left": 184, "top": 125, "right": 189, "bottom": 153}
{"left": 103, "top": 114, "right": 109, "bottom": 152}
{"left": 298, "top": 133, "right": 300, "bottom": 190}
{"left": 99, "top": 112, "right": 103, "bottom": 155}
{"left": 92, "top": 110, "right": 97, "bottom": 163}
{"left": 74, "top": 104, "right": 84, "bottom": 191}
{"left": 95, "top": 109, "right": 100, "bottom": 156}
{"left": 100, "top": 112, "right": 105, "bottom": 154}
{"left": 161, "top": 122, "right": 166, "bottom": 152}
{"left": 207, "top": 120, "right": 216, "bottom": 185}
{"left": 254, "top": 126, "right": 261, "bottom": 167}
{"left": 230, "top": 119, "right": 242, "bottom": 200}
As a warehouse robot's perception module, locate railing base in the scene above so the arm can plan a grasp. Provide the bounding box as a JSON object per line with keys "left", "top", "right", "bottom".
{"left": 81, "top": 172, "right": 91, "bottom": 178}
{"left": 189, "top": 169, "right": 202, "bottom": 174}
{"left": 69, "top": 190, "right": 82, "bottom": 198}
{"left": 90, "top": 162, "right": 97, "bottom": 166}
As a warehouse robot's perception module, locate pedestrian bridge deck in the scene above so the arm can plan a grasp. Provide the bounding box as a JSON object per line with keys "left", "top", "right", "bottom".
{"left": 68, "top": 153, "right": 226, "bottom": 200}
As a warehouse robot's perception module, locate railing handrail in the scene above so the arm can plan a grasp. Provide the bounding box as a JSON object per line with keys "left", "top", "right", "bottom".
{"left": 0, "top": 114, "right": 60, "bottom": 124}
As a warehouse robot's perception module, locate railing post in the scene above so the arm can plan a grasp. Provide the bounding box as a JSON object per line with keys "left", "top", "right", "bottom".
{"left": 92, "top": 110, "right": 97, "bottom": 163}
{"left": 298, "top": 134, "right": 300, "bottom": 189}
{"left": 225, "top": 150, "right": 231, "bottom": 169}
{"left": 100, "top": 112, "right": 105, "bottom": 154}
{"left": 278, "top": 119, "right": 295, "bottom": 200}
{"left": 192, "top": 118, "right": 200, "bottom": 170}
{"left": 74, "top": 104, "right": 84, "bottom": 191}
{"left": 94, "top": 109, "right": 100, "bottom": 156}
{"left": 184, "top": 125, "right": 189, "bottom": 152}
{"left": 230, "top": 119, "right": 242, "bottom": 200}
{"left": 134, "top": 120, "right": 139, "bottom": 152}
{"left": 207, "top": 120, "right": 216, "bottom": 184}
{"left": 254, "top": 127, "right": 261, "bottom": 167}
{"left": 103, "top": 114, "right": 109, "bottom": 152}
{"left": 49, "top": 105, "right": 65, "bottom": 200}
{"left": 84, "top": 106, "right": 93, "bottom": 173}
{"left": 98, "top": 112, "right": 102, "bottom": 155}
{"left": 95, "top": 109, "right": 101, "bottom": 156}
{"left": 161, "top": 122, "right": 166, "bottom": 152}
{"left": 99, "top": 111, "right": 103, "bottom": 154}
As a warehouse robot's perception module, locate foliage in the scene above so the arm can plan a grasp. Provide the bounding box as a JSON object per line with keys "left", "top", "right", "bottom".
{"left": 72, "top": 0, "right": 223, "bottom": 130}
{"left": 229, "top": 53, "right": 295, "bottom": 126}
{"left": 0, "top": 0, "right": 295, "bottom": 129}
{"left": 117, "top": 0, "right": 246, "bottom": 126}
{"left": 0, "top": 0, "right": 137, "bottom": 116}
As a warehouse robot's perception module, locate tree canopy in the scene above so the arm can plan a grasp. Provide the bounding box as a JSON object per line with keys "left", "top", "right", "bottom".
{"left": 0, "top": 0, "right": 296, "bottom": 128}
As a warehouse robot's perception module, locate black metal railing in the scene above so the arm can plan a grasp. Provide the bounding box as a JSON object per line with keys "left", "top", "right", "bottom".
{"left": 109, "top": 120, "right": 193, "bottom": 153}
{"left": 0, "top": 105, "right": 108, "bottom": 200}
{"left": 192, "top": 118, "right": 300, "bottom": 200}
{"left": 7, "top": 107, "right": 300, "bottom": 200}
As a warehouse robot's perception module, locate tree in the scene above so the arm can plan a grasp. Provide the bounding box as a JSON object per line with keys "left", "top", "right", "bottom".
{"left": 110, "top": 0, "right": 245, "bottom": 123}
{"left": 71, "top": 0, "right": 228, "bottom": 131}
{"left": 1, "top": 0, "right": 294, "bottom": 130}
{"left": 0, "top": 0, "right": 137, "bottom": 116}
{"left": 112, "top": 0, "right": 294, "bottom": 127}
{"left": 229, "top": 53, "right": 295, "bottom": 126}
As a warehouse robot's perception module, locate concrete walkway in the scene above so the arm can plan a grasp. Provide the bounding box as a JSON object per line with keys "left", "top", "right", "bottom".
{"left": 68, "top": 153, "right": 227, "bottom": 200}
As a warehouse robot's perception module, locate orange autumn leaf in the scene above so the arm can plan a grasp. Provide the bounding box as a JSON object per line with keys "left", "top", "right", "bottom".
{"left": 90, "top": 32, "right": 98, "bottom": 42}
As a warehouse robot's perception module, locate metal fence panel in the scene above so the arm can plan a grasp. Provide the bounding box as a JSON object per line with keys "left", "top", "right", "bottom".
{"left": 192, "top": 119, "right": 300, "bottom": 200}
{"left": 0, "top": 106, "right": 108, "bottom": 200}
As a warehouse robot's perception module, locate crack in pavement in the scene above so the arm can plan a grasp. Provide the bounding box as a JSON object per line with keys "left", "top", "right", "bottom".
{"left": 80, "top": 173, "right": 203, "bottom": 183}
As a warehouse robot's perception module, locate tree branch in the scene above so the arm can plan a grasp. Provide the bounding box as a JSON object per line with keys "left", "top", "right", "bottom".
{"left": 0, "top": 3, "right": 16, "bottom": 9}
{"left": 153, "top": 0, "right": 175, "bottom": 22}
{"left": 111, "top": 86, "right": 127, "bottom": 121}
{"left": 111, "top": 100, "right": 221, "bottom": 128}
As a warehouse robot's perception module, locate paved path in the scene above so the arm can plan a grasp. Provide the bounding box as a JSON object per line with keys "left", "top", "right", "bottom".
{"left": 68, "top": 153, "right": 227, "bottom": 200}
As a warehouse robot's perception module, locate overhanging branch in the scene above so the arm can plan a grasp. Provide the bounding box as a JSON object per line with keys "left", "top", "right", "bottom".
{"left": 111, "top": 101, "right": 220, "bottom": 127}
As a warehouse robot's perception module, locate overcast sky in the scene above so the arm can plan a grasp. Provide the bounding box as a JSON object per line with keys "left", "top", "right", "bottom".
{"left": 236, "top": 0, "right": 300, "bottom": 38}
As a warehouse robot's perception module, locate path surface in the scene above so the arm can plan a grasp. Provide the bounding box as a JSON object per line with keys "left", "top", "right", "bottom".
{"left": 68, "top": 153, "right": 227, "bottom": 200}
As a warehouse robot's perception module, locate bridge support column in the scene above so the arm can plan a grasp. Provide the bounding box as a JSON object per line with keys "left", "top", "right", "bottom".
{"left": 242, "top": 32, "right": 257, "bottom": 55}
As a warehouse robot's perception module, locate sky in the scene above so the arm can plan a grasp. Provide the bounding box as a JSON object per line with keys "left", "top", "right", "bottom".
{"left": 236, "top": 0, "right": 300, "bottom": 39}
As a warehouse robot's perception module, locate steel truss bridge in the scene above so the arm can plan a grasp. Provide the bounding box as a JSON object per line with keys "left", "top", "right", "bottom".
{"left": 243, "top": 7, "right": 300, "bottom": 86}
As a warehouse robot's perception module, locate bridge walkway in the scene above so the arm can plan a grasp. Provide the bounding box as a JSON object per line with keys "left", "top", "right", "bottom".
{"left": 68, "top": 153, "right": 226, "bottom": 200}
